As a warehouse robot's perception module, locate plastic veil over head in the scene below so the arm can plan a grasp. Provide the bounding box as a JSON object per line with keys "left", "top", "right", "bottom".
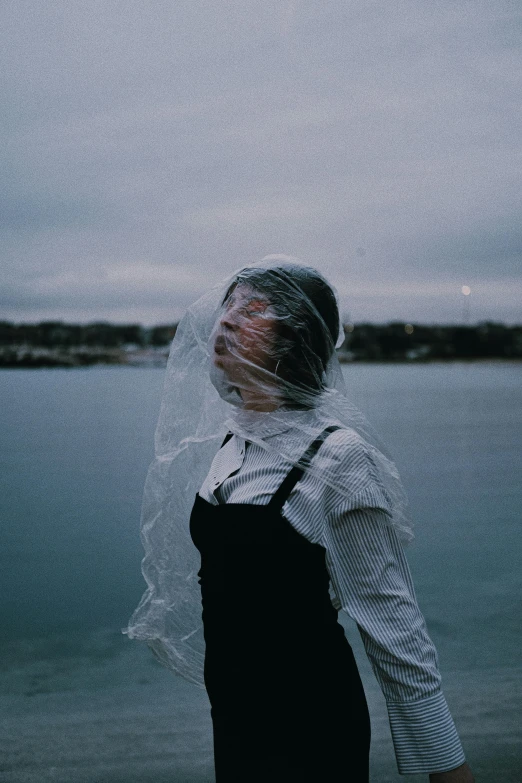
{"left": 125, "top": 258, "right": 413, "bottom": 686}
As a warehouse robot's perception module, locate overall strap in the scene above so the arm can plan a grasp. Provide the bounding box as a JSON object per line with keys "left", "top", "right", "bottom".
{"left": 267, "top": 425, "right": 341, "bottom": 513}
{"left": 220, "top": 432, "right": 233, "bottom": 448}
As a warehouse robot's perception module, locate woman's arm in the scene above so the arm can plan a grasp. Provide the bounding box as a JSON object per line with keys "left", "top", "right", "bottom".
{"left": 323, "top": 503, "right": 470, "bottom": 777}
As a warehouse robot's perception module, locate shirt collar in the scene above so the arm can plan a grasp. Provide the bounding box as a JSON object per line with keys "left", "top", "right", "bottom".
{"left": 225, "top": 406, "right": 322, "bottom": 440}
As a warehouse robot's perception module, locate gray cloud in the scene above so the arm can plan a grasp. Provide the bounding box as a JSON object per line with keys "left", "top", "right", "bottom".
{"left": 1, "top": 0, "right": 520, "bottom": 323}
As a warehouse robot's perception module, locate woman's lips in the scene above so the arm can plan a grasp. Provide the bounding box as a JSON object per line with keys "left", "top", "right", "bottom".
{"left": 214, "top": 334, "right": 241, "bottom": 367}
{"left": 213, "top": 336, "right": 232, "bottom": 369}
{"left": 214, "top": 335, "right": 228, "bottom": 355}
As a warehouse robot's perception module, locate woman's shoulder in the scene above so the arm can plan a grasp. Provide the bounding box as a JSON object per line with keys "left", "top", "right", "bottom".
{"left": 318, "top": 425, "right": 371, "bottom": 467}
{"left": 313, "top": 425, "right": 392, "bottom": 516}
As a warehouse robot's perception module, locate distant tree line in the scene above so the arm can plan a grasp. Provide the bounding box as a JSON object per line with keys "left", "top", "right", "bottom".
{"left": 342, "top": 322, "right": 522, "bottom": 361}
{"left": 0, "top": 321, "right": 177, "bottom": 349}
{"left": 1, "top": 320, "right": 521, "bottom": 365}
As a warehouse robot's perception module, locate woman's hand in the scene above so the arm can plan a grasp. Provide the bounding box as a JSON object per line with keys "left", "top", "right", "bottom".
{"left": 429, "top": 762, "right": 474, "bottom": 783}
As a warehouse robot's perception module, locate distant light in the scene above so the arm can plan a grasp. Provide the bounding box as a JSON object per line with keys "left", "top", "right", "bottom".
{"left": 405, "top": 324, "right": 414, "bottom": 334}
{"left": 461, "top": 285, "right": 471, "bottom": 296}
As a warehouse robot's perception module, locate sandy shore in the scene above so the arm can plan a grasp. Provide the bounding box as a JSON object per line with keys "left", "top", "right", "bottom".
{"left": 1, "top": 630, "right": 520, "bottom": 783}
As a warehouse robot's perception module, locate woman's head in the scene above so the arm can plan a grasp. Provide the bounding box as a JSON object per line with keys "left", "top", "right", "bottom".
{"left": 212, "top": 263, "right": 341, "bottom": 407}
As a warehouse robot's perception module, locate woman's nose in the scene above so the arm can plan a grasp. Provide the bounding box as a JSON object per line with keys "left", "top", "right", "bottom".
{"left": 220, "top": 308, "right": 239, "bottom": 330}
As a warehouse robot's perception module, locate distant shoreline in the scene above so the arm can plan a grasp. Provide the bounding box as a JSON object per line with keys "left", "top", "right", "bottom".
{"left": 1, "top": 347, "right": 521, "bottom": 369}
{"left": 0, "top": 346, "right": 169, "bottom": 369}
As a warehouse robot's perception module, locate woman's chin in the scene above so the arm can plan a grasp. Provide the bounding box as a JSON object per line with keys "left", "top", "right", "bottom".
{"left": 213, "top": 353, "right": 228, "bottom": 371}
{"left": 213, "top": 355, "right": 238, "bottom": 382}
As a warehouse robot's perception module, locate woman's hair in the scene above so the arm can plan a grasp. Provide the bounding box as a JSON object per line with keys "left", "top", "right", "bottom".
{"left": 223, "top": 264, "right": 340, "bottom": 401}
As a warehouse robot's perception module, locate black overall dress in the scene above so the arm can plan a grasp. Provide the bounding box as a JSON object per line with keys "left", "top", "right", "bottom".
{"left": 190, "top": 427, "right": 371, "bottom": 783}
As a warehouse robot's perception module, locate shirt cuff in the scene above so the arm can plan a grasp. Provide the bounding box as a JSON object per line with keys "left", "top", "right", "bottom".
{"left": 387, "top": 690, "right": 466, "bottom": 775}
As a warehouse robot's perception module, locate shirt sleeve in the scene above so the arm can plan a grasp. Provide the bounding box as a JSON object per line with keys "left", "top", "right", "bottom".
{"left": 323, "top": 503, "right": 466, "bottom": 775}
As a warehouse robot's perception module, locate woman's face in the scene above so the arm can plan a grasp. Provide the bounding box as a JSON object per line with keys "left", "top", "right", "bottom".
{"left": 212, "top": 284, "right": 278, "bottom": 390}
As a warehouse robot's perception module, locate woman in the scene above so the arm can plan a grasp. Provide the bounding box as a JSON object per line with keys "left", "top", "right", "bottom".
{"left": 127, "top": 260, "right": 474, "bottom": 782}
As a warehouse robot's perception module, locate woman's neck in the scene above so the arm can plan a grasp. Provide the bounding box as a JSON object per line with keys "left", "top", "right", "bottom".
{"left": 240, "top": 388, "right": 281, "bottom": 412}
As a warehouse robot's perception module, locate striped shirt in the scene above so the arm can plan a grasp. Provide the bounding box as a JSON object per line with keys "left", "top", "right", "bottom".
{"left": 199, "top": 422, "right": 466, "bottom": 775}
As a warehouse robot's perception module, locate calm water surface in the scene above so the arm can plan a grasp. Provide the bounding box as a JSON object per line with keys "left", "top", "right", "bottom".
{"left": 1, "top": 363, "right": 521, "bottom": 672}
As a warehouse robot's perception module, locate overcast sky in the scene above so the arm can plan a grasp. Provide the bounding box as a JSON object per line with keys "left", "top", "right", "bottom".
{"left": 1, "top": 0, "right": 521, "bottom": 324}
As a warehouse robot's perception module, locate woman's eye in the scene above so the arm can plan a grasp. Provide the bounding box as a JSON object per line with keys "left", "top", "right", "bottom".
{"left": 222, "top": 293, "right": 269, "bottom": 319}
{"left": 244, "top": 300, "right": 268, "bottom": 316}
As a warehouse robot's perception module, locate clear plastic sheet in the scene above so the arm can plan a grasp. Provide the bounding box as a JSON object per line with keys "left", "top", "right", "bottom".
{"left": 125, "top": 259, "right": 413, "bottom": 686}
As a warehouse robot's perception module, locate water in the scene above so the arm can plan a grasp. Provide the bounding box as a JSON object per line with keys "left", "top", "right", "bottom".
{"left": 1, "top": 364, "right": 521, "bottom": 781}
{"left": 1, "top": 367, "right": 164, "bottom": 639}
{"left": 2, "top": 364, "right": 520, "bottom": 668}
